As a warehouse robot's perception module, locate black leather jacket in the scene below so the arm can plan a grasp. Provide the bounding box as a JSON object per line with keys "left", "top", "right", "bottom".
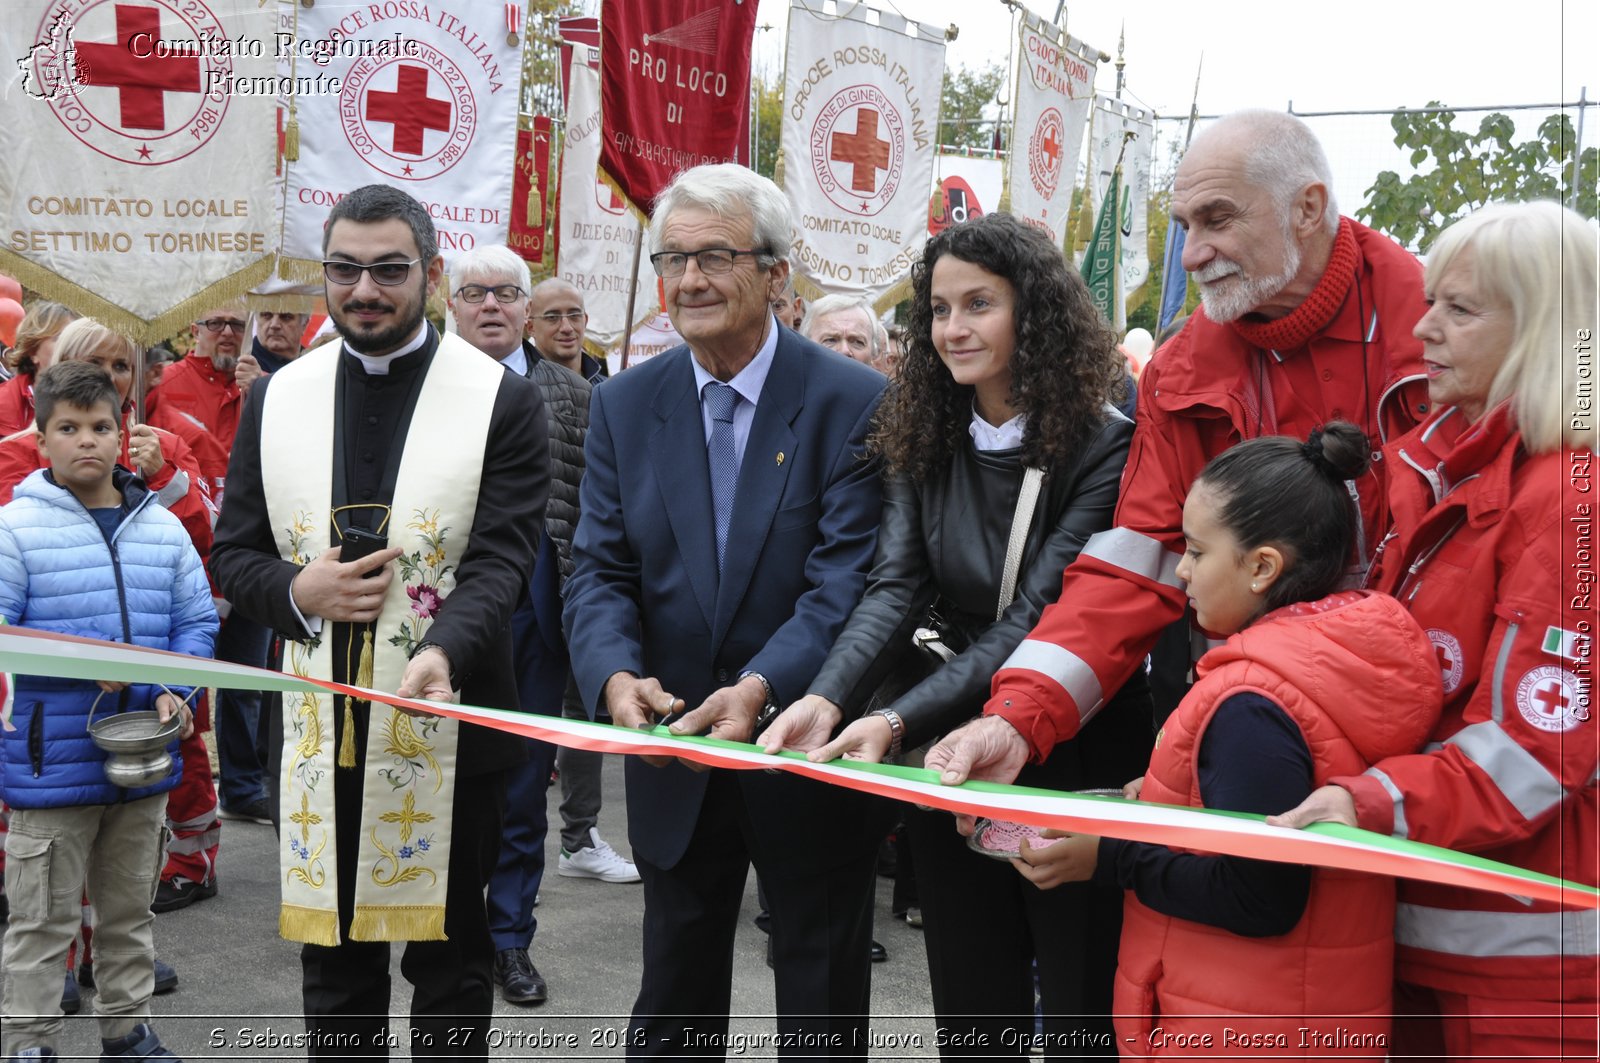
{"left": 810, "top": 406, "right": 1150, "bottom": 762}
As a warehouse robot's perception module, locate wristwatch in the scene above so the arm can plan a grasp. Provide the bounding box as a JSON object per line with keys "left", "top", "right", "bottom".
{"left": 867, "top": 707, "right": 906, "bottom": 758}
{"left": 739, "top": 670, "right": 780, "bottom": 732}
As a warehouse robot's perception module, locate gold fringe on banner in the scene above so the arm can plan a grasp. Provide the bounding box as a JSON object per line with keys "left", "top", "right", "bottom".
{"left": 0, "top": 251, "right": 275, "bottom": 345}
{"left": 277, "top": 256, "right": 328, "bottom": 286}
{"left": 772, "top": 147, "right": 787, "bottom": 190}
{"left": 929, "top": 184, "right": 946, "bottom": 224}
{"left": 873, "top": 277, "right": 913, "bottom": 315}
{"left": 280, "top": 906, "right": 339, "bottom": 948}
{"left": 791, "top": 274, "right": 826, "bottom": 305}
{"left": 284, "top": 102, "right": 301, "bottom": 162}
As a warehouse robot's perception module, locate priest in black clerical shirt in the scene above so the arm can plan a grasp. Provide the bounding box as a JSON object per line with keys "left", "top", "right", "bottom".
{"left": 211, "top": 184, "right": 548, "bottom": 1061}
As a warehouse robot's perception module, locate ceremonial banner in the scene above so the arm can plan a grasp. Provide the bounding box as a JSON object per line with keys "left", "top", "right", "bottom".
{"left": 278, "top": 1, "right": 521, "bottom": 276}
{"left": 1082, "top": 165, "right": 1123, "bottom": 329}
{"left": 598, "top": 0, "right": 757, "bottom": 212}
{"left": 558, "top": 56, "right": 659, "bottom": 350}
{"left": 605, "top": 311, "right": 682, "bottom": 375}
{"left": 509, "top": 118, "right": 555, "bottom": 266}
{"left": 6, "top": 625, "right": 1598, "bottom": 914}
{"left": 1089, "top": 97, "right": 1154, "bottom": 297}
{"left": 783, "top": 0, "right": 946, "bottom": 309}
{"left": 1006, "top": 13, "right": 1097, "bottom": 245}
{"left": 929, "top": 154, "right": 1003, "bottom": 237}
{"left": 2, "top": 0, "right": 278, "bottom": 341}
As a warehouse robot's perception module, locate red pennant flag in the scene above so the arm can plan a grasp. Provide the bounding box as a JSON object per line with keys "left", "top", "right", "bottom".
{"left": 510, "top": 119, "right": 554, "bottom": 264}
{"left": 598, "top": 0, "right": 757, "bottom": 212}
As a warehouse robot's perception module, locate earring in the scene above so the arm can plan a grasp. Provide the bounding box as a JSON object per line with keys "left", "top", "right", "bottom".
{"left": 1251, "top": 582, "right": 1259, "bottom": 593}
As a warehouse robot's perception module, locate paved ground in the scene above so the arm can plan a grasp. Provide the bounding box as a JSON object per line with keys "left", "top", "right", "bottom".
{"left": 23, "top": 754, "right": 950, "bottom": 1060}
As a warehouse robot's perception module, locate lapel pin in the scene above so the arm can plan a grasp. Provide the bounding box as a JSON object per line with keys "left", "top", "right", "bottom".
{"left": 775, "top": 452, "right": 785, "bottom": 465}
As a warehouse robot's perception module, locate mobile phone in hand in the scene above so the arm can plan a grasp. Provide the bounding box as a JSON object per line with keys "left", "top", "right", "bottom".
{"left": 340, "top": 527, "right": 389, "bottom": 578}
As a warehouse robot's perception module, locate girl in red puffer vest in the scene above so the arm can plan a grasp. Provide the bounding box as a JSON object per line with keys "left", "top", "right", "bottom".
{"left": 1013, "top": 423, "right": 1442, "bottom": 1057}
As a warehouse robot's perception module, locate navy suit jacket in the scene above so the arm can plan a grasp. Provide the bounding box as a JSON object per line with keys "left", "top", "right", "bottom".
{"left": 563, "top": 328, "right": 885, "bottom": 868}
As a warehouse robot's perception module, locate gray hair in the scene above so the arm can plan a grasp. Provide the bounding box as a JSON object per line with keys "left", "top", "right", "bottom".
{"left": 802, "top": 294, "right": 879, "bottom": 359}
{"left": 1203, "top": 110, "right": 1339, "bottom": 235}
{"left": 1425, "top": 200, "right": 1598, "bottom": 454}
{"left": 648, "top": 163, "right": 792, "bottom": 267}
{"left": 451, "top": 245, "right": 529, "bottom": 290}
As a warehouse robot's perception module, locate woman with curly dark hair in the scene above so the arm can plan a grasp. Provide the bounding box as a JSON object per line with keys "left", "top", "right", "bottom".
{"left": 760, "top": 212, "right": 1153, "bottom": 1058}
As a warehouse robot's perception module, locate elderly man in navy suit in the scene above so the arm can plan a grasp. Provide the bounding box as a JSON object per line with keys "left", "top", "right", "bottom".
{"left": 564, "top": 163, "right": 889, "bottom": 1058}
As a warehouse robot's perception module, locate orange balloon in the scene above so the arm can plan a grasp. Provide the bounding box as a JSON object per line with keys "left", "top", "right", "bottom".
{"left": 0, "top": 275, "right": 20, "bottom": 304}
{"left": 0, "top": 297, "right": 24, "bottom": 347}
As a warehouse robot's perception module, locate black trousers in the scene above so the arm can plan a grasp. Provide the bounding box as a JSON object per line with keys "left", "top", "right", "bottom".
{"left": 299, "top": 766, "right": 508, "bottom": 1061}
{"left": 629, "top": 770, "right": 892, "bottom": 1059}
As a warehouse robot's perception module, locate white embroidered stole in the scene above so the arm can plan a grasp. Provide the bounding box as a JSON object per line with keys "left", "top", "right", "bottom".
{"left": 261, "top": 333, "right": 500, "bottom": 944}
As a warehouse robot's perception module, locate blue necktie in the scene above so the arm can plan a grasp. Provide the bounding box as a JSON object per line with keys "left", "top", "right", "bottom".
{"left": 703, "top": 381, "right": 739, "bottom": 570}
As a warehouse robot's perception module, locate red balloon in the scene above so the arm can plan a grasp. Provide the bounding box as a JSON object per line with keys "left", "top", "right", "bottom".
{"left": 0, "top": 274, "right": 20, "bottom": 304}
{"left": 0, "top": 297, "right": 24, "bottom": 347}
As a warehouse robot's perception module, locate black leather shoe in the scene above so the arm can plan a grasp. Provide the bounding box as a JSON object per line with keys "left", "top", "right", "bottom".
{"left": 151, "top": 876, "right": 216, "bottom": 913}
{"left": 493, "top": 948, "right": 547, "bottom": 1005}
{"left": 870, "top": 939, "right": 888, "bottom": 963}
{"left": 61, "top": 972, "right": 81, "bottom": 1014}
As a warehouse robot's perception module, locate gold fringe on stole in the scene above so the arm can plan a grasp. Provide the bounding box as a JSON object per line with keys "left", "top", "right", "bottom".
{"left": 339, "top": 697, "right": 358, "bottom": 768}
{"left": 349, "top": 906, "right": 448, "bottom": 943}
{"left": 526, "top": 170, "right": 543, "bottom": 228}
{"left": 280, "top": 905, "right": 340, "bottom": 947}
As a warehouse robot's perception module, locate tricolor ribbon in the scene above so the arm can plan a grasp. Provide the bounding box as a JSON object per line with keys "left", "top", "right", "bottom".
{"left": 1, "top": 626, "right": 1594, "bottom": 911}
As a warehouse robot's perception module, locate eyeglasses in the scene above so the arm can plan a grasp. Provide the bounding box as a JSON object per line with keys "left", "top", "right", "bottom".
{"left": 322, "top": 258, "right": 421, "bottom": 286}
{"left": 454, "top": 283, "right": 526, "bottom": 304}
{"left": 535, "top": 310, "right": 586, "bottom": 324}
{"left": 195, "top": 318, "right": 247, "bottom": 334}
{"left": 649, "top": 248, "right": 768, "bottom": 278}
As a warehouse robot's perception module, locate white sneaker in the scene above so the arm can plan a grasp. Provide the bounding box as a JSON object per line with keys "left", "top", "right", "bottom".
{"left": 558, "top": 828, "right": 641, "bottom": 883}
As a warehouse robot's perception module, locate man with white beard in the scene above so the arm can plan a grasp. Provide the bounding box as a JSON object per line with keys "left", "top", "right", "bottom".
{"left": 928, "top": 109, "right": 1434, "bottom": 789}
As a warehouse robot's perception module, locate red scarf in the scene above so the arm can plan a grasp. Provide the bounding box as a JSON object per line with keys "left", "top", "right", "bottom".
{"left": 1230, "top": 218, "right": 1360, "bottom": 352}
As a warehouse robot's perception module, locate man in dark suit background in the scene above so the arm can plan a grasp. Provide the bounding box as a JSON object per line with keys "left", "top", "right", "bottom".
{"left": 211, "top": 184, "right": 547, "bottom": 1060}
{"left": 563, "top": 163, "right": 889, "bottom": 1058}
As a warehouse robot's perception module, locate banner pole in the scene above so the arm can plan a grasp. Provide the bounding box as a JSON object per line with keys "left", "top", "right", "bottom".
{"left": 620, "top": 225, "right": 644, "bottom": 371}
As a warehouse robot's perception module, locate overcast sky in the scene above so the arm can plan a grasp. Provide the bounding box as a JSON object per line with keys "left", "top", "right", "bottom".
{"left": 743, "top": 0, "right": 1597, "bottom": 213}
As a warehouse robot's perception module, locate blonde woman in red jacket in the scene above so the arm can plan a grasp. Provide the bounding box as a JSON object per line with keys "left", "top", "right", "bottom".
{"left": 1274, "top": 201, "right": 1598, "bottom": 1060}
{"left": 1019, "top": 424, "right": 1442, "bottom": 1056}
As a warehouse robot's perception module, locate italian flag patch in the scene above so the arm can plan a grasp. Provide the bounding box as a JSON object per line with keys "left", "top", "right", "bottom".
{"left": 1542, "top": 626, "right": 1587, "bottom": 662}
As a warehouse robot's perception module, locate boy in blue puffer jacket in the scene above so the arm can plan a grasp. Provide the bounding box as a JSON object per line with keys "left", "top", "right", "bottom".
{"left": 0, "top": 360, "right": 217, "bottom": 1062}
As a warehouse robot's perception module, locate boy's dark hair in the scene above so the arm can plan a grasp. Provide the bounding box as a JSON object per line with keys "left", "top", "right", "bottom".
{"left": 34, "top": 360, "right": 121, "bottom": 431}
{"left": 1196, "top": 422, "right": 1372, "bottom": 612}
{"left": 322, "top": 183, "right": 438, "bottom": 264}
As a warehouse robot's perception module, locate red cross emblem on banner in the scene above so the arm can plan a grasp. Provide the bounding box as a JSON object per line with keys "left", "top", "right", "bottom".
{"left": 366, "top": 65, "right": 453, "bottom": 155}
{"left": 830, "top": 109, "right": 891, "bottom": 194}
{"left": 1041, "top": 125, "right": 1062, "bottom": 167}
{"left": 75, "top": 3, "right": 202, "bottom": 131}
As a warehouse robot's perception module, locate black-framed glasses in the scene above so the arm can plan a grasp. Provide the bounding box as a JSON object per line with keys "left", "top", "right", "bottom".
{"left": 454, "top": 283, "right": 526, "bottom": 304}
{"left": 322, "top": 258, "right": 421, "bottom": 286}
{"left": 536, "top": 309, "right": 586, "bottom": 324}
{"left": 195, "top": 318, "right": 247, "bottom": 334}
{"left": 649, "top": 248, "right": 768, "bottom": 278}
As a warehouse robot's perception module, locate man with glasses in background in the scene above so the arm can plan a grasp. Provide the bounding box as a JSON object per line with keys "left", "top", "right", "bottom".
{"left": 211, "top": 185, "right": 548, "bottom": 1058}
{"left": 528, "top": 279, "right": 607, "bottom": 384}
{"left": 234, "top": 308, "right": 312, "bottom": 396}
{"left": 563, "top": 163, "right": 889, "bottom": 1057}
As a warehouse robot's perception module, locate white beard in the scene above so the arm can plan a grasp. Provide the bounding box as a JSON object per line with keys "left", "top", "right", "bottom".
{"left": 1195, "top": 236, "right": 1302, "bottom": 324}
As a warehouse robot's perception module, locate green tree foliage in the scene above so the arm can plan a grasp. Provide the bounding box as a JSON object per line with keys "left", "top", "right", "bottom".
{"left": 520, "top": 0, "right": 585, "bottom": 120}
{"left": 939, "top": 62, "right": 1006, "bottom": 149}
{"left": 1358, "top": 105, "right": 1598, "bottom": 250}
{"left": 753, "top": 75, "right": 784, "bottom": 179}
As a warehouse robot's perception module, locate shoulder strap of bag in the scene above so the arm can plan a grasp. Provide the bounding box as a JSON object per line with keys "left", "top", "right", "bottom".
{"left": 996, "top": 466, "right": 1045, "bottom": 620}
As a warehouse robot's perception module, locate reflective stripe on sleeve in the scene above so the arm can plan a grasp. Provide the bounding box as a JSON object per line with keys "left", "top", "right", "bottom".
{"left": 155, "top": 469, "right": 190, "bottom": 509}
{"left": 999, "top": 639, "right": 1104, "bottom": 721}
{"left": 1489, "top": 622, "right": 1519, "bottom": 724}
{"left": 1445, "top": 721, "right": 1568, "bottom": 823}
{"left": 1397, "top": 903, "right": 1600, "bottom": 958}
{"left": 1078, "top": 528, "right": 1184, "bottom": 589}
{"left": 1365, "top": 767, "right": 1410, "bottom": 839}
